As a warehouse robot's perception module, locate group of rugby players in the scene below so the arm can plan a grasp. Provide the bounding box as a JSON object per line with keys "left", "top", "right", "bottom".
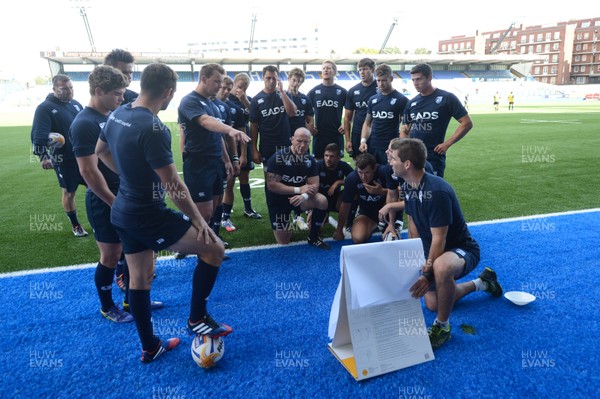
{"left": 31, "top": 51, "right": 503, "bottom": 358}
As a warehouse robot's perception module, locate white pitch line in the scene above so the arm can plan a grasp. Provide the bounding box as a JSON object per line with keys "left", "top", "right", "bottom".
{"left": 1, "top": 207, "right": 599, "bottom": 279}
{"left": 520, "top": 119, "right": 581, "bottom": 124}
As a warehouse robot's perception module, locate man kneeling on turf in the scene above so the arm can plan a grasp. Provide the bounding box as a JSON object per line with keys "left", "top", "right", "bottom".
{"left": 266, "top": 128, "right": 330, "bottom": 249}
{"left": 388, "top": 138, "right": 503, "bottom": 349}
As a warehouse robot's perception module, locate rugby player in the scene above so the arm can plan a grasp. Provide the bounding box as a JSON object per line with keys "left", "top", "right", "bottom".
{"left": 265, "top": 128, "right": 330, "bottom": 249}
{"left": 315, "top": 143, "right": 353, "bottom": 227}
{"left": 228, "top": 73, "right": 262, "bottom": 220}
{"left": 401, "top": 63, "right": 473, "bottom": 178}
{"left": 389, "top": 138, "right": 501, "bottom": 349}
{"left": 307, "top": 60, "right": 347, "bottom": 160}
{"left": 31, "top": 74, "right": 88, "bottom": 237}
{"left": 344, "top": 58, "right": 377, "bottom": 159}
{"left": 97, "top": 63, "right": 243, "bottom": 363}
{"left": 359, "top": 63, "right": 408, "bottom": 165}
{"left": 332, "top": 153, "right": 388, "bottom": 244}
{"left": 71, "top": 66, "right": 135, "bottom": 323}
{"left": 250, "top": 65, "right": 297, "bottom": 169}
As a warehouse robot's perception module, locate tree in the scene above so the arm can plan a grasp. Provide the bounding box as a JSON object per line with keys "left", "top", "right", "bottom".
{"left": 414, "top": 48, "right": 432, "bottom": 55}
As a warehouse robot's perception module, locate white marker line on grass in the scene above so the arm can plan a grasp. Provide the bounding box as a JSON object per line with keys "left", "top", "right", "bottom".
{"left": 521, "top": 119, "right": 581, "bottom": 124}
{"left": 2, "top": 207, "right": 599, "bottom": 278}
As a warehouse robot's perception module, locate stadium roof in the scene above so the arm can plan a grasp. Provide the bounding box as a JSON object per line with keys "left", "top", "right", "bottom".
{"left": 40, "top": 50, "right": 542, "bottom": 69}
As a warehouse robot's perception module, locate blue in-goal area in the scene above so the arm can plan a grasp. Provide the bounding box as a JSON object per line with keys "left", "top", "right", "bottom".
{"left": 1, "top": 209, "right": 598, "bottom": 398}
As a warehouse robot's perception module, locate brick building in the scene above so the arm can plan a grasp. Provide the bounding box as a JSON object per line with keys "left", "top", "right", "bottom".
{"left": 439, "top": 17, "right": 600, "bottom": 85}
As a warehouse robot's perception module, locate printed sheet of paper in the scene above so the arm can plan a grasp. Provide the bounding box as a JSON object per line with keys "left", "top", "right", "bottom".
{"left": 328, "top": 239, "right": 434, "bottom": 381}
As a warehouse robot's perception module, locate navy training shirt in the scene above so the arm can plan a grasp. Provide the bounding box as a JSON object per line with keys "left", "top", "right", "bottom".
{"left": 69, "top": 107, "right": 120, "bottom": 191}
{"left": 317, "top": 159, "right": 354, "bottom": 196}
{"left": 287, "top": 91, "right": 314, "bottom": 133}
{"left": 31, "top": 93, "right": 83, "bottom": 161}
{"left": 345, "top": 80, "right": 378, "bottom": 137}
{"left": 266, "top": 147, "right": 318, "bottom": 205}
{"left": 403, "top": 172, "right": 475, "bottom": 258}
{"left": 403, "top": 88, "right": 467, "bottom": 152}
{"left": 307, "top": 83, "right": 347, "bottom": 137}
{"left": 367, "top": 89, "right": 408, "bottom": 151}
{"left": 178, "top": 91, "right": 223, "bottom": 158}
{"left": 250, "top": 90, "right": 293, "bottom": 154}
{"left": 100, "top": 103, "right": 173, "bottom": 219}
{"left": 342, "top": 164, "right": 388, "bottom": 213}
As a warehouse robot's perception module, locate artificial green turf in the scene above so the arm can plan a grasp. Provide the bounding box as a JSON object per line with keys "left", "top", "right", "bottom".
{"left": 1, "top": 103, "right": 598, "bottom": 272}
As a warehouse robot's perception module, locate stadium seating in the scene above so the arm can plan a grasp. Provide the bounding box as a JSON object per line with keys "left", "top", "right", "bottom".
{"left": 432, "top": 71, "right": 468, "bottom": 80}
{"left": 464, "top": 70, "right": 515, "bottom": 81}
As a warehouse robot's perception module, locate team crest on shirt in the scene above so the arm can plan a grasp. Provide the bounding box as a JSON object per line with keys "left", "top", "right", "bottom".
{"left": 99, "top": 122, "right": 106, "bottom": 129}
{"left": 305, "top": 159, "right": 312, "bottom": 168}
{"left": 410, "top": 101, "right": 418, "bottom": 107}
{"left": 258, "top": 98, "right": 264, "bottom": 104}
{"left": 301, "top": 99, "right": 306, "bottom": 105}
{"left": 336, "top": 89, "right": 342, "bottom": 96}
{"left": 391, "top": 98, "right": 397, "bottom": 105}
{"left": 372, "top": 99, "right": 378, "bottom": 104}
{"left": 73, "top": 105, "right": 81, "bottom": 112}
{"left": 315, "top": 90, "right": 321, "bottom": 95}
{"left": 436, "top": 96, "right": 443, "bottom": 104}
{"left": 218, "top": 105, "right": 225, "bottom": 113}
{"left": 200, "top": 101, "right": 207, "bottom": 106}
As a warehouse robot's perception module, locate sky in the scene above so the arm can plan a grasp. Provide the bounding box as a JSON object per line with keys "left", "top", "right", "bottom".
{"left": 1, "top": 0, "right": 598, "bottom": 80}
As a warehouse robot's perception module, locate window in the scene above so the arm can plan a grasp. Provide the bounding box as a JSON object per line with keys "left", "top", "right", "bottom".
{"left": 551, "top": 66, "right": 557, "bottom": 74}
{"left": 521, "top": 36, "right": 527, "bottom": 44}
{"left": 574, "top": 66, "right": 580, "bottom": 72}
{"left": 576, "top": 44, "right": 581, "bottom": 51}
{"left": 537, "top": 33, "right": 543, "bottom": 41}
{"left": 529, "top": 34, "right": 534, "bottom": 42}
{"left": 584, "top": 33, "right": 589, "bottom": 39}
{"left": 577, "top": 34, "right": 582, "bottom": 40}
{"left": 536, "top": 44, "right": 542, "bottom": 52}
{"left": 553, "top": 43, "right": 560, "bottom": 51}
{"left": 582, "top": 55, "right": 587, "bottom": 61}
{"left": 543, "top": 66, "right": 548, "bottom": 74}
{"left": 521, "top": 46, "right": 527, "bottom": 54}
{"left": 554, "top": 31, "right": 560, "bottom": 40}
{"left": 546, "top": 32, "right": 551, "bottom": 41}
{"left": 552, "top": 54, "right": 558, "bottom": 63}
{"left": 581, "top": 66, "right": 586, "bottom": 72}
{"left": 582, "top": 21, "right": 591, "bottom": 28}
{"left": 545, "top": 44, "right": 550, "bottom": 52}
{"left": 575, "top": 55, "right": 581, "bottom": 62}
{"left": 583, "top": 44, "right": 588, "bottom": 50}
{"left": 442, "top": 44, "right": 447, "bottom": 51}
{"left": 576, "top": 76, "right": 586, "bottom": 83}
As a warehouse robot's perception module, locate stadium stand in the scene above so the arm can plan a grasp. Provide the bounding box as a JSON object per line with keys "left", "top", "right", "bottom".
{"left": 432, "top": 71, "right": 468, "bottom": 80}
{"left": 464, "top": 70, "right": 515, "bottom": 81}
